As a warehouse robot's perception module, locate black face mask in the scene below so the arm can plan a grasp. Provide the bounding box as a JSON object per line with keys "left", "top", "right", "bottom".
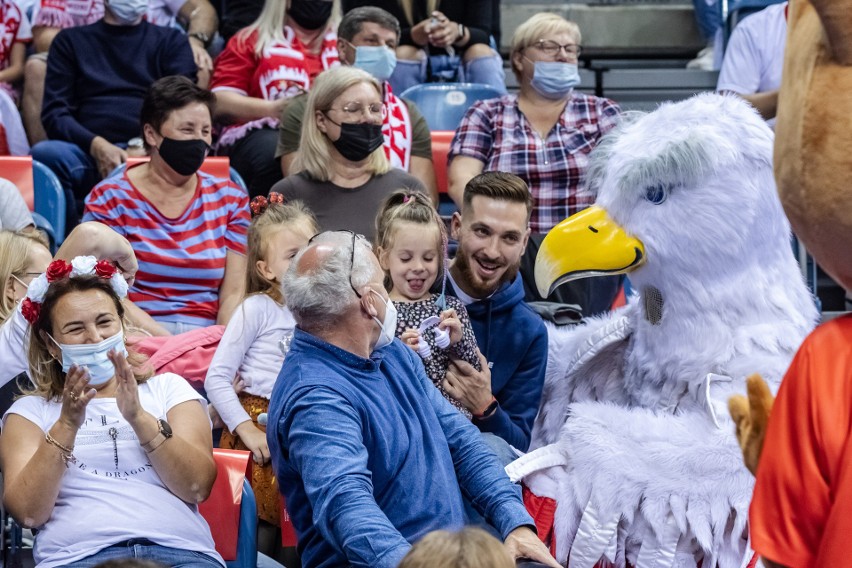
{"left": 158, "top": 136, "right": 211, "bottom": 176}
{"left": 289, "top": 0, "right": 333, "bottom": 30}
{"left": 325, "top": 119, "right": 384, "bottom": 162}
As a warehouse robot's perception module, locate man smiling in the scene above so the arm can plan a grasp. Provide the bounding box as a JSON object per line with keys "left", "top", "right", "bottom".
{"left": 446, "top": 172, "right": 547, "bottom": 453}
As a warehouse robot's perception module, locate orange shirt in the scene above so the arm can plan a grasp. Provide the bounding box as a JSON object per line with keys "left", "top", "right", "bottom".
{"left": 750, "top": 314, "right": 852, "bottom": 567}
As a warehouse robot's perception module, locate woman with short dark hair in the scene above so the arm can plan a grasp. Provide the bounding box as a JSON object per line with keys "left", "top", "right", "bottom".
{"left": 83, "top": 77, "right": 250, "bottom": 334}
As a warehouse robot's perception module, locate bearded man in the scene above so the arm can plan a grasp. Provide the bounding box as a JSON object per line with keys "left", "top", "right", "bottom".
{"left": 446, "top": 171, "right": 547, "bottom": 453}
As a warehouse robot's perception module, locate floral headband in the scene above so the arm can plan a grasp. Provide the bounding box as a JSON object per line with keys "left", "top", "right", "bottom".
{"left": 22, "top": 256, "right": 129, "bottom": 325}
{"left": 250, "top": 192, "right": 284, "bottom": 217}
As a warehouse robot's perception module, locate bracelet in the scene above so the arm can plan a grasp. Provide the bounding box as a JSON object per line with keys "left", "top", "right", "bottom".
{"left": 45, "top": 431, "right": 77, "bottom": 467}
{"left": 457, "top": 23, "right": 466, "bottom": 45}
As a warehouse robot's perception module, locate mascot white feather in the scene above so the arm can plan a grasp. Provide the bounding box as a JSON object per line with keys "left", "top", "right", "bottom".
{"left": 507, "top": 93, "right": 819, "bottom": 568}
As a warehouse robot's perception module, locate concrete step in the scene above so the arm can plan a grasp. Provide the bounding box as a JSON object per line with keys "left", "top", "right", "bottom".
{"left": 500, "top": 2, "right": 705, "bottom": 55}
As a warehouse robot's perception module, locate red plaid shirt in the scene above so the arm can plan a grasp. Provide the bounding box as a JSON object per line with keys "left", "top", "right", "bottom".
{"left": 449, "top": 93, "right": 621, "bottom": 233}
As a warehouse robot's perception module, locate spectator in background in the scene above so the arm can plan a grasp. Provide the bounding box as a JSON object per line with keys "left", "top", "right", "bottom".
{"left": 343, "top": 0, "right": 505, "bottom": 95}
{"left": 83, "top": 76, "right": 249, "bottom": 334}
{"left": 277, "top": 6, "right": 438, "bottom": 202}
{"left": 0, "top": 229, "right": 51, "bottom": 324}
{"left": 0, "top": 87, "right": 29, "bottom": 155}
{"left": 267, "top": 230, "right": 559, "bottom": 568}
{"left": 716, "top": 1, "right": 788, "bottom": 125}
{"left": 397, "top": 528, "right": 515, "bottom": 568}
{"left": 448, "top": 13, "right": 621, "bottom": 314}
{"left": 0, "top": 0, "right": 32, "bottom": 156}
{"left": 21, "top": 0, "right": 217, "bottom": 144}
{"left": 210, "top": 0, "right": 339, "bottom": 198}
{"left": 0, "top": 0, "right": 30, "bottom": 100}
{"left": 687, "top": 0, "right": 721, "bottom": 70}
{"left": 218, "top": 0, "right": 262, "bottom": 42}
{"left": 30, "top": 1, "right": 197, "bottom": 230}
{"left": 270, "top": 66, "right": 426, "bottom": 243}
{"left": 0, "top": 179, "right": 35, "bottom": 231}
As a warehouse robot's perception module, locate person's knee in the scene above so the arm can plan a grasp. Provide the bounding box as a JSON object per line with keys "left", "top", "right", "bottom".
{"left": 462, "top": 44, "right": 498, "bottom": 62}
{"left": 31, "top": 140, "right": 65, "bottom": 165}
{"left": 23, "top": 55, "right": 47, "bottom": 85}
{"left": 396, "top": 45, "right": 425, "bottom": 62}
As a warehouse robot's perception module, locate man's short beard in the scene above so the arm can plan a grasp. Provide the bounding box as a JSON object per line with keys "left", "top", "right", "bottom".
{"left": 454, "top": 251, "right": 521, "bottom": 299}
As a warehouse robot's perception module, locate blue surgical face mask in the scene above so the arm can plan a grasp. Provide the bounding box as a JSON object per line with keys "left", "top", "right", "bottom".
{"left": 529, "top": 61, "right": 581, "bottom": 99}
{"left": 105, "top": 0, "right": 148, "bottom": 25}
{"left": 353, "top": 45, "right": 397, "bottom": 82}
{"left": 51, "top": 330, "right": 128, "bottom": 386}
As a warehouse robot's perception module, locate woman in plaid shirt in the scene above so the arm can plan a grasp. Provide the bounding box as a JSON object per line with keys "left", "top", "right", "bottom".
{"left": 447, "top": 13, "right": 622, "bottom": 312}
{"left": 448, "top": 13, "right": 621, "bottom": 234}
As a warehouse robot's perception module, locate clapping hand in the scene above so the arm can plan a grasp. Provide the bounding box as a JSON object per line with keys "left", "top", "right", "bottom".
{"left": 59, "top": 365, "right": 96, "bottom": 430}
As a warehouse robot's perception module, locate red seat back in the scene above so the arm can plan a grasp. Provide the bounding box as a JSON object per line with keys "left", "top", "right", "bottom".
{"left": 0, "top": 156, "right": 35, "bottom": 210}
{"left": 125, "top": 156, "right": 232, "bottom": 180}
{"left": 199, "top": 448, "right": 252, "bottom": 561}
{"left": 430, "top": 131, "right": 454, "bottom": 194}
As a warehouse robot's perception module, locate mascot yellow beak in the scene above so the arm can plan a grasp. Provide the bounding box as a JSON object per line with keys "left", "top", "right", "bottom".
{"left": 534, "top": 206, "right": 646, "bottom": 298}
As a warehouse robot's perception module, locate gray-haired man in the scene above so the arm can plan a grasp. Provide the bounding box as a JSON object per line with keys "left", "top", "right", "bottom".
{"left": 266, "top": 231, "right": 558, "bottom": 568}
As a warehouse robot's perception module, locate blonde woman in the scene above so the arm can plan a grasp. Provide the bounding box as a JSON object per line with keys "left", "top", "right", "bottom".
{"left": 211, "top": 0, "right": 340, "bottom": 198}
{"left": 342, "top": 0, "right": 505, "bottom": 93}
{"left": 269, "top": 66, "right": 426, "bottom": 242}
{"left": 0, "top": 229, "right": 52, "bottom": 325}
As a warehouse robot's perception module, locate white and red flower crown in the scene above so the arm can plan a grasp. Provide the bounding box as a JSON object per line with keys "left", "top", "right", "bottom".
{"left": 22, "top": 256, "right": 129, "bottom": 324}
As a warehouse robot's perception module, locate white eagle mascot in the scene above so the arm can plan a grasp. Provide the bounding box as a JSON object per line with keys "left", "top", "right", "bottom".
{"left": 506, "top": 94, "right": 819, "bottom": 568}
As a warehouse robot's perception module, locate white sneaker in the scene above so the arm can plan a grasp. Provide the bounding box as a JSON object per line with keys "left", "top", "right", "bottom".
{"left": 687, "top": 45, "right": 715, "bottom": 70}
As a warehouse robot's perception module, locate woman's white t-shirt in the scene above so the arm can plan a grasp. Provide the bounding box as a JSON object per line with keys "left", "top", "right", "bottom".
{"left": 3, "top": 373, "right": 224, "bottom": 568}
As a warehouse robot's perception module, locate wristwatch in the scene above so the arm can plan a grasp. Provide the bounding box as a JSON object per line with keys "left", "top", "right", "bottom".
{"left": 188, "top": 31, "right": 212, "bottom": 48}
{"left": 141, "top": 419, "right": 173, "bottom": 453}
{"left": 472, "top": 397, "right": 498, "bottom": 421}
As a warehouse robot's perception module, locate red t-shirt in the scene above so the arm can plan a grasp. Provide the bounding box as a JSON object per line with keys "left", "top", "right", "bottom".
{"left": 750, "top": 314, "right": 852, "bottom": 567}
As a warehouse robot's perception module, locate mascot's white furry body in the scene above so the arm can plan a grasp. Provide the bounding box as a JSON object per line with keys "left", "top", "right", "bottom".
{"left": 508, "top": 94, "right": 818, "bottom": 568}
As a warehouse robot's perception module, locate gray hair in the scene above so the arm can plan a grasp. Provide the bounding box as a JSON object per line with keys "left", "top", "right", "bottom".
{"left": 338, "top": 6, "right": 400, "bottom": 42}
{"left": 283, "top": 231, "right": 376, "bottom": 331}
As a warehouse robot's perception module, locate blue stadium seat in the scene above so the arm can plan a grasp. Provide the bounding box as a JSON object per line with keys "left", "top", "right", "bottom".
{"left": 399, "top": 83, "right": 504, "bottom": 131}
{"left": 32, "top": 159, "right": 66, "bottom": 247}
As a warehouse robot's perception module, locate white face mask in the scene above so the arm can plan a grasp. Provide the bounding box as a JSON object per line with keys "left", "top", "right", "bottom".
{"left": 105, "top": 0, "right": 148, "bottom": 25}
{"left": 371, "top": 290, "right": 398, "bottom": 350}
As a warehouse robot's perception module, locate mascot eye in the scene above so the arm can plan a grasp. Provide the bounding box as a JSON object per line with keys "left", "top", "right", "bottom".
{"left": 644, "top": 185, "right": 669, "bottom": 205}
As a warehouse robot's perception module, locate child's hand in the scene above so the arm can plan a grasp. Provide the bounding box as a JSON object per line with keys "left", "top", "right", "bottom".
{"left": 401, "top": 328, "right": 421, "bottom": 351}
{"left": 235, "top": 420, "right": 270, "bottom": 466}
{"left": 439, "top": 309, "right": 463, "bottom": 345}
{"left": 232, "top": 373, "right": 245, "bottom": 394}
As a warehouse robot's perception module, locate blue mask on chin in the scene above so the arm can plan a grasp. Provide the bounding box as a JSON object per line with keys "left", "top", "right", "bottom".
{"left": 52, "top": 330, "right": 128, "bottom": 386}
{"left": 530, "top": 61, "right": 581, "bottom": 99}
{"left": 353, "top": 45, "right": 397, "bottom": 83}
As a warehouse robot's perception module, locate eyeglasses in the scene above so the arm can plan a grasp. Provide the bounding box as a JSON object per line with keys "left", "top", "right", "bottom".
{"left": 307, "top": 230, "right": 367, "bottom": 298}
{"left": 530, "top": 39, "right": 582, "bottom": 59}
{"left": 326, "top": 102, "right": 385, "bottom": 119}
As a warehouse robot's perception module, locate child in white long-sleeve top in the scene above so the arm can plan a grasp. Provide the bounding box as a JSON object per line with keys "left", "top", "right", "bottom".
{"left": 204, "top": 194, "right": 317, "bottom": 556}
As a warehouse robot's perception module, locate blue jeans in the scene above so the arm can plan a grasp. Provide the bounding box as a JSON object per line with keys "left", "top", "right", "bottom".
{"left": 31, "top": 139, "right": 100, "bottom": 230}
{"left": 693, "top": 0, "right": 722, "bottom": 40}
{"left": 60, "top": 539, "right": 223, "bottom": 568}
{"left": 463, "top": 432, "right": 523, "bottom": 538}
{"left": 390, "top": 50, "right": 507, "bottom": 94}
